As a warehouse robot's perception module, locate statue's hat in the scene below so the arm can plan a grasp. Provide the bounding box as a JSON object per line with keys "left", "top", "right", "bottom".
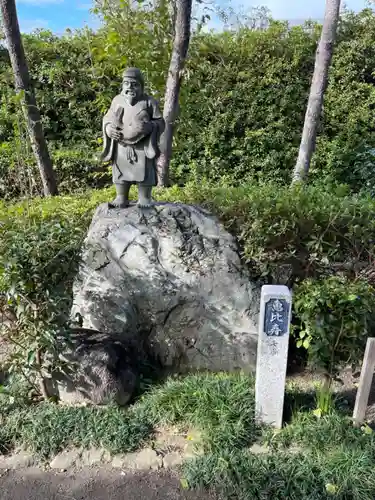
{"left": 122, "top": 67, "right": 144, "bottom": 87}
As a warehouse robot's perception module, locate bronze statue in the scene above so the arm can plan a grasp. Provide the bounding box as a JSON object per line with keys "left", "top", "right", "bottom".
{"left": 101, "top": 68, "right": 165, "bottom": 208}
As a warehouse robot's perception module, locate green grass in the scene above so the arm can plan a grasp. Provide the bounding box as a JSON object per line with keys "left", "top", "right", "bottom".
{"left": 1, "top": 404, "right": 152, "bottom": 458}
{"left": 0, "top": 372, "right": 257, "bottom": 458}
{"left": 2, "top": 373, "right": 375, "bottom": 498}
{"left": 181, "top": 382, "right": 375, "bottom": 500}
{"left": 183, "top": 446, "right": 375, "bottom": 500}
{"left": 140, "top": 372, "right": 259, "bottom": 452}
{"left": 265, "top": 410, "right": 375, "bottom": 452}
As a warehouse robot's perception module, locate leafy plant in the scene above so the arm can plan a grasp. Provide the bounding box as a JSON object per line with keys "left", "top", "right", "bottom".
{"left": 0, "top": 192, "right": 109, "bottom": 398}
{"left": 314, "top": 383, "right": 335, "bottom": 417}
{"left": 160, "top": 181, "right": 375, "bottom": 287}
{"left": 293, "top": 276, "right": 375, "bottom": 393}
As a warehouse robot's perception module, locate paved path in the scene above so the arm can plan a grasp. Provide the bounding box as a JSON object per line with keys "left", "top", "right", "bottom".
{"left": 0, "top": 467, "right": 219, "bottom": 500}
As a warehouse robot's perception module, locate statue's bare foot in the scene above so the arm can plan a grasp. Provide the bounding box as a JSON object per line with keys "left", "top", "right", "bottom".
{"left": 109, "top": 196, "right": 129, "bottom": 209}
{"left": 137, "top": 186, "right": 153, "bottom": 208}
{"left": 137, "top": 199, "right": 153, "bottom": 208}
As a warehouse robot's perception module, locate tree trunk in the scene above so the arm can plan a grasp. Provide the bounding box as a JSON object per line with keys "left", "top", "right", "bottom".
{"left": 0, "top": 0, "right": 58, "bottom": 196}
{"left": 292, "top": 0, "right": 341, "bottom": 184}
{"left": 157, "top": 0, "right": 192, "bottom": 187}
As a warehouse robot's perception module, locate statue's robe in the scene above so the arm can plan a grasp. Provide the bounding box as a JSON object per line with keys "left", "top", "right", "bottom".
{"left": 102, "top": 94, "right": 165, "bottom": 186}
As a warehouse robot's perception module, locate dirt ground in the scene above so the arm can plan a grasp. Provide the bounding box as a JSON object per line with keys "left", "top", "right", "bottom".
{"left": 286, "top": 367, "right": 375, "bottom": 423}
{"left": 0, "top": 467, "right": 221, "bottom": 500}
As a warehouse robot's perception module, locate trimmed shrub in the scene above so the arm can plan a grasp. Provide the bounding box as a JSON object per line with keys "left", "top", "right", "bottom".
{"left": 0, "top": 182, "right": 374, "bottom": 380}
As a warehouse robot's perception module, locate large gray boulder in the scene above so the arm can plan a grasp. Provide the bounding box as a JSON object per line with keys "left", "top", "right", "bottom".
{"left": 71, "top": 202, "right": 260, "bottom": 373}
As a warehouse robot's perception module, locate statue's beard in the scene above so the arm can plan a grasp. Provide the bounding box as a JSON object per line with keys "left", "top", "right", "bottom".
{"left": 122, "top": 89, "right": 138, "bottom": 105}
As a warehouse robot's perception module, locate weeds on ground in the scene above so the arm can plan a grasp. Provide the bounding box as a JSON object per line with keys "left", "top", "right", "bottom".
{"left": 0, "top": 372, "right": 256, "bottom": 458}
{"left": 0, "top": 403, "right": 152, "bottom": 458}
{"left": 183, "top": 445, "right": 375, "bottom": 500}
{"left": 2, "top": 371, "right": 375, "bottom": 498}
{"left": 139, "top": 372, "right": 258, "bottom": 452}
{"left": 182, "top": 382, "right": 375, "bottom": 500}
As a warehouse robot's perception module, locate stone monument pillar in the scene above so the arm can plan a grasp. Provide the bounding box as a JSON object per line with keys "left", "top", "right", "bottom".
{"left": 255, "top": 285, "right": 292, "bottom": 428}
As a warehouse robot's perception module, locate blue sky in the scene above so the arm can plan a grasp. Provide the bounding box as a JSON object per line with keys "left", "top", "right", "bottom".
{"left": 16, "top": 0, "right": 370, "bottom": 34}
{"left": 17, "top": 0, "right": 97, "bottom": 33}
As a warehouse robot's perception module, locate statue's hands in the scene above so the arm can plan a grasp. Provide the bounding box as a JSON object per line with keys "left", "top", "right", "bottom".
{"left": 107, "top": 124, "right": 123, "bottom": 142}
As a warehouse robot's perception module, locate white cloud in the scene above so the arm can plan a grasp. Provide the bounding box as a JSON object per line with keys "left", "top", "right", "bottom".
{"left": 19, "top": 18, "right": 49, "bottom": 33}
{"left": 253, "top": 0, "right": 367, "bottom": 20}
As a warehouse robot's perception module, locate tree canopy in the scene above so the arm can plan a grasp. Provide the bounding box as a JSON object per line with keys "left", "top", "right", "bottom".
{"left": 1, "top": 8, "right": 375, "bottom": 194}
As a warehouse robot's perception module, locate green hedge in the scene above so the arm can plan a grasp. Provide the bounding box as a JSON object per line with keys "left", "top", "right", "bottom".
{"left": 163, "top": 182, "right": 375, "bottom": 285}
{"left": 0, "top": 182, "right": 374, "bottom": 376}
{"left": 2, "top": 10, "right": 375, "bottom": 192}
{"left": 0, "top": 145, "right": 110, "bottom": 199}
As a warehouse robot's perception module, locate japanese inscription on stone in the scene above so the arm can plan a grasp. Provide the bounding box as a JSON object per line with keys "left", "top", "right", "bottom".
{"left": 264, "top": 298, "right": 290, "bottom": 337}
{"left": 255, "top": 285, "right": 292, "bottom": 429}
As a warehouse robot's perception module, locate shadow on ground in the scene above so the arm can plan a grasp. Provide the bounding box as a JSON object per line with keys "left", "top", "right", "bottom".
{"left": 0, "top": 467, "right": 220, "bottom": 500}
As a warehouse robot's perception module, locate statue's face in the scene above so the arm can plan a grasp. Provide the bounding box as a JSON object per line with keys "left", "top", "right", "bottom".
{"left": 122, "top": 77, "right": 142, "bottom": 103}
